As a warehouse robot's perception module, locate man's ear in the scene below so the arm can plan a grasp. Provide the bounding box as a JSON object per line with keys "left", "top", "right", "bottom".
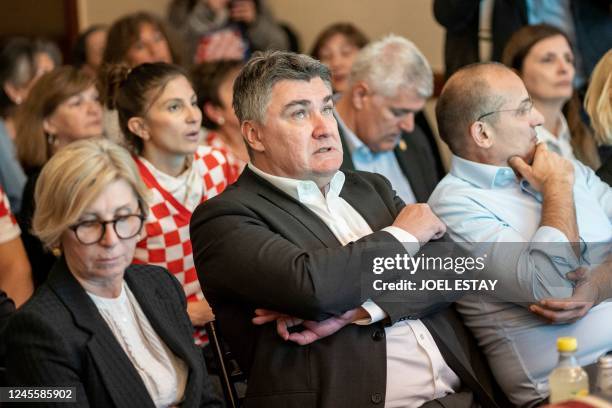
{"left": 203, "top": 102, "right": 224, "bottom": 126}
{"left": 351, "top": 81, "right": 370, "bottom": 110}
{"left": 242, "top": 120, "right": 264, "bottom": 153}
{"left": 127, "top": 117, "right": 150, "bottom": 141}
{"left": 469, "top": 120, "right": 494, "bottom": 149}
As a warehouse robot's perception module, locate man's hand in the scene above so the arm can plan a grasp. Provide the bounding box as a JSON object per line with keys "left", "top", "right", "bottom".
{"left": 508, "top": 143, "right": 574, "bottom": 193}
{"left": 252, "top": 307, "right": 369, "bottom": 345}
{"left": 392, "top": 204, "right": 446, "bottom": 244}
{"left": 529, "top": 267, "right": 598, "bottom": 324}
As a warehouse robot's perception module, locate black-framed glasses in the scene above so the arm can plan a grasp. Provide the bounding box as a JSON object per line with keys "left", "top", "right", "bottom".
{"left": 69, "top": 214, "right": 145, "bottom": 245}
{"left": 477, "top": 98, "right": 534, "bottom": 121}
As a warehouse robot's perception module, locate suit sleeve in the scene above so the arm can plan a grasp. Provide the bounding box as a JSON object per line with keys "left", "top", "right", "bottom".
{"left": 5, "top": 312, "right": 90, "bottom": 407}
{"left": 191, "top": 189, "right": 466, "bottom": 323}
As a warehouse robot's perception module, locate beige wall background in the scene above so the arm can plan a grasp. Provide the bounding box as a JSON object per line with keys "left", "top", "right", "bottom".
{"left": 79, "top": 0, "right": 445, "bottom": 72}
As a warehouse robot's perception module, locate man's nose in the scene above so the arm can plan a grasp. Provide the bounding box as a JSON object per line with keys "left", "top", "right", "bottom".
{"left": 312, "top": 111, "right": 334, "bottom": 138}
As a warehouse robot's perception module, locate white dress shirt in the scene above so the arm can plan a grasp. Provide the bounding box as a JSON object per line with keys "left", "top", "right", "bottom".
{"left": 249, "top": 164, "right": 461, "bottom": 408}
{"left": 535, "top": 115, "right": 576, "bottom": 160}
{"left": 89, "top": 283, "right": 188, "bottom": 408}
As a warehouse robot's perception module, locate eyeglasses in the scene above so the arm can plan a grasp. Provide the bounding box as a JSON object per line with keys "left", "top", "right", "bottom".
{"left": 476, "top": 98, "right": 534, "bottom": 122}
{"left": 69, "top": 214, "right": 145, "bottom": 245}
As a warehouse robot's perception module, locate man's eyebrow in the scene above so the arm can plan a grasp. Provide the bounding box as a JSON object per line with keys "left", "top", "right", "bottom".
{"left": 518, "top": 97, "right": 531, "bottom": 107}
{"left": 281, "top": 99, "right": 311, "bottom": 114}
{"left": 322, "top": 94, "right": 334, "bottom": 104}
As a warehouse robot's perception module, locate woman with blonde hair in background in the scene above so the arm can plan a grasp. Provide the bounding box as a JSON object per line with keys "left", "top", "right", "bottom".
{"left": 584, "top": 49, "right": 612, "bottom": 185}
{"left": 15, "top": 66, "right": 103, "bottom": 285}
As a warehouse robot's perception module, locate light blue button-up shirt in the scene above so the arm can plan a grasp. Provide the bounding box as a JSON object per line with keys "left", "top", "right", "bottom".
{"left": 429, "top": 155, "right": 612, "bottom": 405}
{"left": 335, "top": 113, "right": 417, "bottom": 204}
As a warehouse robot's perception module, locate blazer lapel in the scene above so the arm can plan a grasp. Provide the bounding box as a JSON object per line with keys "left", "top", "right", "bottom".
{"left": 47, "top": 259, "right": 155, "bottom": 408}
{"left": 394, "top": 132, "right": 429, "bottom": 203}
{"left": 238, "top": 167, "right": 340, "bottom": 248}
{"left": 340, "top": 173, "right": 397, "bottom": 231}
{"left": 123, "top": 271, "right": 202, "bottom": 406}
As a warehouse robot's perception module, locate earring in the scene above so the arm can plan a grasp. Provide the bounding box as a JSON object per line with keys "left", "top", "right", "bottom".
{"left": 217, "top": 117, "right": 225, "bottom": 126}
{"left": 47, "top": 133, "right": 58, "bottom": 146}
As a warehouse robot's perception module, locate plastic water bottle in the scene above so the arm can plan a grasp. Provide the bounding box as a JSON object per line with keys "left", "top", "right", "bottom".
{"left": 548, "top": 337, "right": 589, "bottom": 403}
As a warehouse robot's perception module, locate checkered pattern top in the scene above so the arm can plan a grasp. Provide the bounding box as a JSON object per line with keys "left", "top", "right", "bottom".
{"left": 0, "top": 186, "right": 20, "bottom": 245}
{"left": 204, "top": 131, "right": 247, "bottom": 178}
{"left": 132, "top": 146, "right": 234, "bottom": 346}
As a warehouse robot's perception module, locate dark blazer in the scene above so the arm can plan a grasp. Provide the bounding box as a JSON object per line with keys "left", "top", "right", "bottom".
{"left": 4, "top": 259, "right": 221, "bottom": 408}
{"left": 191, "top": 167, "right": 500, "bottom": 408}
{"left": 433, "top": 0, "right": 612, "bottom": 80}
{"left": 338, "top": 124, "right": 442, "bottom": 203}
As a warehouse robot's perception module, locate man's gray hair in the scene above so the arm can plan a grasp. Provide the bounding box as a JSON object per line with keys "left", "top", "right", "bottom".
{"left": 233, "top": 50, "right": 332, "bottom": 124}
{"left": 349, "top": 34, "right": 433, "bottom": 98}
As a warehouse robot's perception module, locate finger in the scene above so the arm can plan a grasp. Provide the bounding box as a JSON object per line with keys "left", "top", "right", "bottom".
{"left": 508, "top": 156, "right": 529, "bottom": 178}
{"left": 287, "top": 330, "right": 316, "bottom": 346}
{"left": 530, "top": 304, "right": 586, "bottom": 323}
{"left": 565, "top": 267, "right": 588, "bottom": 282}
{"left": 537, "top": 299, "right": 587, "bottom": 311}
{"left": 276, "top": 318, "right": 290, "bottom": 340}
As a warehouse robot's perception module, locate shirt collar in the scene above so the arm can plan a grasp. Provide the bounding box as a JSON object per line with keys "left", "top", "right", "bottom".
{"left": 248, "top": 163, "right": 346, "bottom": 203}
{"left": 450, "top": 155, "right": 518, "bottom": 189}
{"left": 449, "top": 155, "right": 542, "bottom": 200}
{"left": 334, "top": 110, "right": 366, "bottom": 155}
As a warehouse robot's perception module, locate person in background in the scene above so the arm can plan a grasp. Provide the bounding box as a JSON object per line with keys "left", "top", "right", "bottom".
{"left": 310, "top": 22, "right": 368, "bottom": 94}
{"left": 192, "top": 59, "right": 247, "bottom": 176}
{"left": 502, "top": 24, "right": 600, "bottom": 170}
{"left": 584, "top": 50, "right": 612, "bottom": 185}
{"left": 167, "top": 0, "right": 288, "bottom": 64}
{"left": 334, "top": 35, "right": 443, "bottom": 204}
{"left": 0, "top": 185, "right": 32, "bottom": 309}
{"left": 33, "top": 38, "right": 62, "bottom": 75}
{"left": 73, "top": 25, "right": 108, "bottom": 77}
{"left": 0, "top": 38, "right": 38, "bottom": 213}
{"left": 4, "top": 138, "right": 222, "bottom": 407}
{"left": 15, "top": 67, "right": 103, "bottom": 286}
{"left": 100, "top": 11, "right": 180, "bottom": 144}
{"left": 0, "top": 184, "right": 32, "bottom": 364}
{"left": 433, "top": 0, "right": 612, "bottom": 87}
{"left": 104, "top": 62, "right": 235, "bottom": 346}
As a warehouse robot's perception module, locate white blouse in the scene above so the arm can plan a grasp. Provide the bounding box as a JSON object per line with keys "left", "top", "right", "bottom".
{"left": 88, "top": 283, "right": 188, "bottom": 407}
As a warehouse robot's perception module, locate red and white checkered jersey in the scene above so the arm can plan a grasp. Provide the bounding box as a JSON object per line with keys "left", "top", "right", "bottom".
{"left": 204, "top": 131, "right": 247, "bottom": 179}
{"left": 0, "top": 186, "right": 20, "bottom": 245}
{"left": 132, "top": 146, "right": 233, "bottom": 345}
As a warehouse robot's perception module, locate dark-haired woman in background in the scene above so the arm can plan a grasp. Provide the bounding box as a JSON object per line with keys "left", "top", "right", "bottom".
{"left": 5, "top": 138, "right": 221, "bottom": 407}
{"left": 73, "top": 25, "right": 108, "bottom": 76}
{"left": 192, "top": 59, "right": 247, "bottom": 176}
{"left": 15, "top": 66, "right": 103, "bottom": 285}
{"left": 502, "top": 24, "right": 600, "bottom": 170}
{"left": 310, "top": 23, "right": 368, "bottom": 94}
{"left": 100, "top": 11, "right": 180, "bottom": 144}
{"left": 104, "top": 62, "right": 235, "bottom": 346}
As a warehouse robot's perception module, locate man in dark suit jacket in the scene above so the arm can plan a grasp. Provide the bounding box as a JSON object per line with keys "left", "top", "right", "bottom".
{"left": 334, "top": 35, "right": 442, "bottom": 204}
{"left": 4, "top": 259, "right": 221, "bottom": 408}
{"left": 191, "top": 50, "right": 502, "bottom": 408}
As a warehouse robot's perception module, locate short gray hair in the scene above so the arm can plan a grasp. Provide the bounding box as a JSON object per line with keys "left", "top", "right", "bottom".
{"left": 233, "top": 50, "right": 332, "bottom": 123}
{"left": 349, "top": 34, "right": 433, "bottom": 98}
